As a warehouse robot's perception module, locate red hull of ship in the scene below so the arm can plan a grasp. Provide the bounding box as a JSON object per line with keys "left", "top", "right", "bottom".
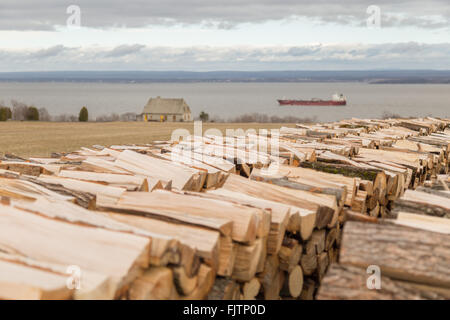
{"left": 278, "top": 99, "right": 346, "bottom": 106}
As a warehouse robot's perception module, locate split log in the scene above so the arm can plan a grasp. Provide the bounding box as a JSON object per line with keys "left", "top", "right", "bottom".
{"left": 242, "top": 278, "right": 261, "bottom": 300}
{"left": 105, "top": 190, "right": 261, "bottom": 243}
{"left": 57, "top": 170, "right": 148, "bottom": 191}
{"left": 278, "top": 238, "right": 302, "bottom": 272}
{"left": 182, "top": 264, "right": 215, "bottom": 300}
{"left": 114, "top": 150, "right": 202, "bottom": 191}
{"left": 300, "top": 252, "right": 317, "bottom": 277}
{"left": 316, "top": 252, "right": 329, "bottom": 283}
{"left": 393, "top": 212, "right": 450, "bottom": 235}
{"left": 13, "top": 197, "right": 181, "bottom": 271}
{"left": 351, "top": 190, "right": 367, "bottom": 214}
{"left": 317, "top": 264, "right": 450, "bottom": 300}
{"left": 392, "top": 189, "right": 450, "bottom": 218}
{"left": 0, "top": 259, "right": 72, "bottom": 300}
{"left": 205, "top": 188, "right": 289, "bottom": 255}
{"left": 37, "top": 175, "right": 126, "bottom": 207}
{"left": 0, "top": 252, "right": 112, "bottom": 300}
{"left": 222, "top": 175, "right": 321, "bottom": 240}
{"left": 217, "top": 236, "right": 237, "bottom": 277}
{"left": 307, "top": 229, "right": 326, "bottom": 255}
{"left": 340, "top": 221, "right": 450, "bottom": 289}
{"left": 173, "top": 266, "right": 198, "bottom": 296}
{"left": 299, "top": 278, "right": 316, "bottom": 300}
{"left": 250, "top": 168, "right": 346, "bottom": 210}
{"left": 325, "top": 228, "right": 337, "bottom": 251}
{"left": 128, "top": 267, "right": 174, "bottom": 300}
{"left": 280, "top": 265, "right": 303, "bottom": 298}
{"left": 257, "top": 254, "right": 278, "bottom": 284}
{"left": 207, "top": 278, "right": 240, "bottom": 300}
{"left": 232, "top": 238, "right": 264, "bottom": 282}
{"left": 0, "top": 204, "right": 151, "bottom": 295}
{"left": 106, "top": 211, "right": 214, "bottom": 276}
{"left": 275, "top": 166, "right": 357, "bottom": 207}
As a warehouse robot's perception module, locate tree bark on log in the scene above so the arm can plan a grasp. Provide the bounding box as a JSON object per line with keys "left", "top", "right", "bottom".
{"left": 317, "top": 264, "right": 450, "bottom": 300}
{"left": 340, "top": 221, "right": 450, "bottom": 289}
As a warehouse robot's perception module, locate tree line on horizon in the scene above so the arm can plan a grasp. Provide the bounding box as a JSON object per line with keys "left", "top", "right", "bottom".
{"left": 0, "top": 100, "right": 138, "bottom": 122}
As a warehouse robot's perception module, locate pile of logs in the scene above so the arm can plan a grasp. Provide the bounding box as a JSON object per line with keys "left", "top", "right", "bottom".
{"left": 0, "top": 116, "right": 449, "bottom": 300}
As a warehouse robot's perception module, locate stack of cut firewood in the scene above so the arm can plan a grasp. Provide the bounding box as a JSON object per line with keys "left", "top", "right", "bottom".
{"left": 0, "top": 116, "right": 449, "bottom": 300}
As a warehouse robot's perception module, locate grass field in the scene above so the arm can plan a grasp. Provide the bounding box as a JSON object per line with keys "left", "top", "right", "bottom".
{"left": 0, "top": 121, "right": 295, "bottom": 157}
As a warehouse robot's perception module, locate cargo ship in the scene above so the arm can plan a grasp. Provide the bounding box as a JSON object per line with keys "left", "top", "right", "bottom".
{"left": 278, "top": 93, "right": 347, "bottom": 106}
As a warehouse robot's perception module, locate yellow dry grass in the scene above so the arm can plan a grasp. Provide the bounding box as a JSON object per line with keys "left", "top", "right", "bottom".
{"left": 0, "top": 121, "right": 294, "bottom": 157}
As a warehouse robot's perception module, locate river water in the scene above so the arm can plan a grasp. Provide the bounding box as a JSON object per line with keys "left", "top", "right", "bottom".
{"left": 0, "top": 82, "right": 449, "bottom": 122}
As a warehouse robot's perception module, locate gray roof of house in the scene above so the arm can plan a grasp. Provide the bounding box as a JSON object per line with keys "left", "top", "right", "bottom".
{"left": 142, "top": 97, "right": 191, "bottom": 114}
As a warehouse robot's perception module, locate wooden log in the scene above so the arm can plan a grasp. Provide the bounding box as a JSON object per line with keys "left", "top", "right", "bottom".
{"left": 340, "top": 221, "right": 450, "bottom": 289}
{"left": 57, "top": 170, "right": 148, "bottom": 191}
{"left": 181, "top": 190, "right": 270, "bottom": 240}
{"left": 232, "top": 238, "right": 263, "bottom": 282}
{"left": 0, "top": 176, "right": 75, "bottom": 203}
{"left": 416, "top": 187, "right": 450, "bottom": 199}
{"left": 325, "top": 228, "right": 337, "bottom": 251}
{"left": 0, "top": 204, "right": 151, "bottom": 295}
{"left": 0, "top": 252, "right": 112, "bottom": 300}
{"left": 114, "top": 150, "right": 201, "bottom": 191}
{"left": 182, "top": 264, "right": 215, "bottom": 300}
{"left": 0, "top": 173, "right": 95, "bottom": 209}
{"left": 37, "top": 175, "right": 126, "bottom": 207}
{"left": 280, "top": 265, "right": 303, "bottom": 298}
{"left": 307, "top": 229, "right": 326, "bottom": 255}
{"left": 351, "top": 189, "right": 367, "bottom": 214}
{"left": 300, "top": 252, "right": 317, "bottom": 277}
{"left": 207, "top": 278, "right": 239, "bottom": 300}
{"left": 316, "top": 251, "right": 329, "bottom": 283}
{"left": 257, "top": 254, "right": 279, "bottom": 290}
{"left": 298, "top": 161, "right": 387, "bottom": 205}
{"left": 128, "top": 267, "right": 174, "bottom": 300}
{"left": 276, "top": 165, "right": 357, "bottom": 207}
{"left": 105, "top": 211, "right": 214, "bottom": 276}
{"left": 250, "top": 168, "right": 342, "bottom": 228}
{"left": 317, "top": 264, "right": 450, "bottom": 300}
{"left": 0, "top": 161, "right": 54, "bottom": 176}
{"left": 222, "top": 175, "right": 320, "bottom": 240}
{"left": 344, "top": 210, "right": 379, "bottom": 223}
{"left": 278, "top": 238, "right": 302, "bottom": 272}
{"left": 250, "top": 168, "right": 346, "bottom": 210}
{"left": 261, "top": 269, "right": 284, "bottom": 300}
{"left": 106, "top": 190, "right": 258, "bottom": 243}
{"left": 173, "top": 266, "right": 198, "bottom": 296}
{"left": 393, "top": 212, "right": 450, "bottom": 235}
{"left": 14, "top": 197, "right": 181, "bottom": 272}
{"left": 392, "top": 189, "right": 450, "bottom": 218}
{"left": 217, "top": 236, "right": 237, "bottom": 277}
{"left": 299, "top": 278, "right": 316, "bottom": 300}
{"left": 205, "top": 188, "right": 289, "bottom": 255}
{"left": 0, "top": 259, "right": 72, "bottom": 300}
{"left": 299, "top": 160, "right": 383, "bottom": 182}
{"left": 242, "top": 278, "right": 261, "bottom": 300}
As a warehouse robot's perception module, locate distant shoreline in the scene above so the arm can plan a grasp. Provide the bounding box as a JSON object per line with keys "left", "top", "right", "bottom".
{"left": 1, "top": 70, "right": 450, "bottom": 84}
{"left": 1, "top": 80, "right": 449, "bottom": 84}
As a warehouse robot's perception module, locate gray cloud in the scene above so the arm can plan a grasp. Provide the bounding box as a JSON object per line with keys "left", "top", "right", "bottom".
{"left": 104, "top": 44, "right": 146, "bottom": 57}
{"left": 0, "top": 1, "right": 448, "bottom": 31}
{"left": 1, "top": 43, "right": 449, "bottom": 71}
{"left": 28, "top": 45, "right": 68, "bottom": 59}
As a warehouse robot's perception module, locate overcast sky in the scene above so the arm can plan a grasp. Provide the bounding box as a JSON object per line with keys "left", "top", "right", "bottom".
{"left": 1, "top": 0, "right": 449, "bottom": 71}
